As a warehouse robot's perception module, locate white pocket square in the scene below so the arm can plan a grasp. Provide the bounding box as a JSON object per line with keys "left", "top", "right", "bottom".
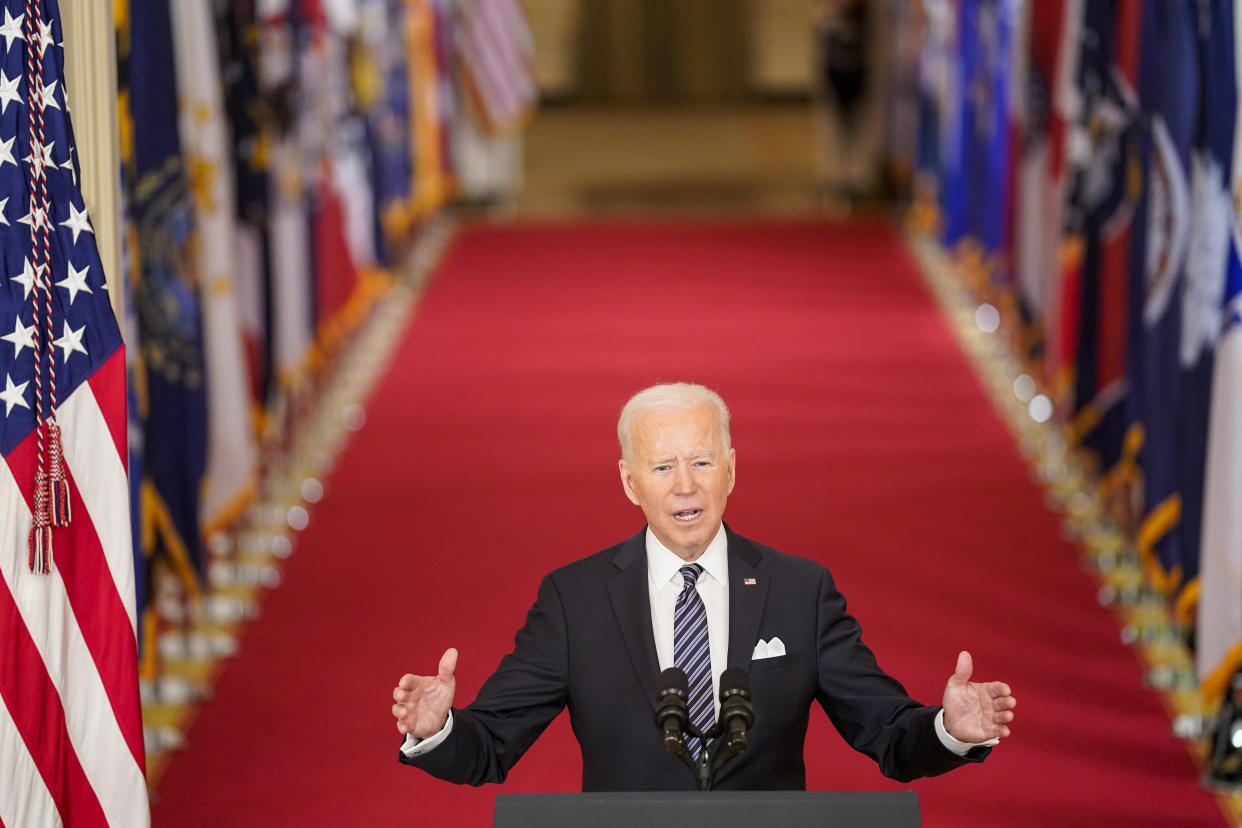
{"left": 752, "top": 637, "right": 786, "bottom": 660}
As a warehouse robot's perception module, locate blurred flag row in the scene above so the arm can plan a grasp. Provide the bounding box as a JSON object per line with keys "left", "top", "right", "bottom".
{"left": 894, "top": 0, "right": 1242, "bottom": 703}
{"left": 1, "top": 0, "right": 532, "bottom": 824}
{"left": 119, "top": 0, "right": 532, "bottom": 669}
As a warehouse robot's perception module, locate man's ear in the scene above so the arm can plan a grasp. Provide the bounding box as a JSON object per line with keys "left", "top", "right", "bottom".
{"left": 619, "top": 459, "right": 642, "bottom": 506}
{"left": 726, "top": 448, "right": 737, "bottom": 495}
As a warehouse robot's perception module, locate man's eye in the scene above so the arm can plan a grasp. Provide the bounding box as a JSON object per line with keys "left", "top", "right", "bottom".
{"left": 655, "top": 465, "right": 671, "bottom": 472}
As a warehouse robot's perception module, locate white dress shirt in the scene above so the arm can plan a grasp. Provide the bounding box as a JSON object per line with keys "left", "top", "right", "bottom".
{"left": 646, "top": 524, "right": 729, "bottom": 720}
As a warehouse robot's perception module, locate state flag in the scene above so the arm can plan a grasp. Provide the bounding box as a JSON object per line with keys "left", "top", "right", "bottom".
{"left": 1194, "top": 2, "right": 1242, "bottom": 695}
{"left": 169, "top": 0, "right": 259, "bottom": 539}
{"left": 1127, "top": 0, "right": 1198, "bottom": 596}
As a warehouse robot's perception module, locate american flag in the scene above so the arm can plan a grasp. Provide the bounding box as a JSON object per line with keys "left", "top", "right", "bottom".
{"left": 455, "top": 0, "right": 535, "bottom": 134}
{"left": 0, "top": 1, "right": 150, "bottom": 825}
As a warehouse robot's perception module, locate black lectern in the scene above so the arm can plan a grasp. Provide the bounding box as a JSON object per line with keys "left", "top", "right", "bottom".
{"left": 493, "top": 791, "right": 921, "bottom": 828}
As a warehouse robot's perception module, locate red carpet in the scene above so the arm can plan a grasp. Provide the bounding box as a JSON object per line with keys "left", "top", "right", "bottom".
{"left": 151, "top": 220, "right": 1225, "bottom": 826}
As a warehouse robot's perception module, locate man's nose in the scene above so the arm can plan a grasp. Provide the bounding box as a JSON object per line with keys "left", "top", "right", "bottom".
{"left": 672, "top": 463, "right": 695, "bottom": 494}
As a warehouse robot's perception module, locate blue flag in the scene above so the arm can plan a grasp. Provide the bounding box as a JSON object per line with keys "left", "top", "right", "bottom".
{"left": 1062, "top": 1, "right": 1142, "bottom": 470}
{"left": 372, "top": 0, "right": 415, "bottom": 258}
{"left": 1127, "top": 0, "right": 1199, "bottom": 596}
{"left": 122, "top": 0, "right": 208, "bottom": 592}
{"left": 1172, "top": 0, "right": 1238, "bottom": 622}
{"left": 941, "top": 0, "right": 971, "bottom": 248}
{"left": 964, "top": 0, "right": 1014, "bottom": 260}
{"left": 219, "top": 0, "right": 275, "bottom": 406}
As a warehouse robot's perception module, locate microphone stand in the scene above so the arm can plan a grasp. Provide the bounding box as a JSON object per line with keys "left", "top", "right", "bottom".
{"left": 685, "top": 718, "right": 744, "bottom": 790}
{"left": 656, "top": 713, "right": 715, "bottom": 789}
{"left": 696, "top": 735, "right": 713, "bottom": 791}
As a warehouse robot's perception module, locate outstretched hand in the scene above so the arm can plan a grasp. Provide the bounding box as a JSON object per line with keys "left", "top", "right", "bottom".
{"left": 942, "top": 651, "right": 1015, "bottom": 744}
{"left": 392, "top": 648, "right": 458, "bottom": 740}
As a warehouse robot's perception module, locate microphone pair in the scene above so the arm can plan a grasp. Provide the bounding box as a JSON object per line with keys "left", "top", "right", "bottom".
{"left": 654, "top": 667, "right": 754, "bottom": 787}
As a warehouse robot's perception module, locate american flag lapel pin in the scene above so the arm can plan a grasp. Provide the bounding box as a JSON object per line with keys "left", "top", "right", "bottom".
{"left": 743, "top": 577, "right": 757, "bottom": 586}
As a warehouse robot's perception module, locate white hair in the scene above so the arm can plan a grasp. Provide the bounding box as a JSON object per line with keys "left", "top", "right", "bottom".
{"left": 617, "top": 382, "right": 731, "bottom": 461}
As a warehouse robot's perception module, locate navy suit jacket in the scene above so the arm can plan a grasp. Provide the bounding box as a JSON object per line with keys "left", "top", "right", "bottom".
{"left": 399, "top": 526, "right": 988, "bottom": 790}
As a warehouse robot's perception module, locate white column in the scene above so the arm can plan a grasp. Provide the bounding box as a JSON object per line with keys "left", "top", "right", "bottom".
{"left": 59, "top": 1, "right": 124, "bottom": 326}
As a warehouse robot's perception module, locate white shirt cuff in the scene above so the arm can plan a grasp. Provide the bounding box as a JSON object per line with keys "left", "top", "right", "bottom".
{"left": 399, "top": 711, "right": 454, "bottom": 757}
{"left": 935, "top": 708, "right": 999, "bottom": 755}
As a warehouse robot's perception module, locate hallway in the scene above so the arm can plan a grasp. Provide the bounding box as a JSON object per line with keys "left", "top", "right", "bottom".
{"left": 150, "top": 220, "right": 1224, "bottom": 826}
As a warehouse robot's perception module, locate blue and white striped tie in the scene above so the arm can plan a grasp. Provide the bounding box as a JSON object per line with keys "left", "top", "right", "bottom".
{"left": 674, "top": 563, "right": 712, "bottom": 760}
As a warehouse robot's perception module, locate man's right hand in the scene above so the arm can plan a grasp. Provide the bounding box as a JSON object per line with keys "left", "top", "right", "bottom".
{"left": 392, "top": 647, "right": 458, "bottom": 739}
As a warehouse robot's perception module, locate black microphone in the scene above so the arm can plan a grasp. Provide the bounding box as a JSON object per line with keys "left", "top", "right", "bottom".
{"left": 717, "top": 667, "right": 753, "bottom": 754}
{"left": 655, "top": 667, "right": 691, "bottom": 761}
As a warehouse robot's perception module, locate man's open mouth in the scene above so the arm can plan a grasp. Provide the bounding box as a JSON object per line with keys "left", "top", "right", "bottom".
{"left": 673, "top": 509, "right": 703, "bottom": 522}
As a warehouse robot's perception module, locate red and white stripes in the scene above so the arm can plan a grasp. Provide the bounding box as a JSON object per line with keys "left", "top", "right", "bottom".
{"left": 456, "top": 0, "right": 535, "bottom": 134}
{"left": 1, "top": 350, "right": 149, "bottom": 826}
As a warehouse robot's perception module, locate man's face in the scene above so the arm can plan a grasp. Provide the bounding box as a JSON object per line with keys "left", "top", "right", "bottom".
{"left": 619, "top": 403, "right": 736, "bottom": 561}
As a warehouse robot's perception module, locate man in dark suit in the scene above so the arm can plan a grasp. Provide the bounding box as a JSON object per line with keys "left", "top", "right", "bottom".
{"left": 392, "top": 383, "right": 1016, "bottom": 790}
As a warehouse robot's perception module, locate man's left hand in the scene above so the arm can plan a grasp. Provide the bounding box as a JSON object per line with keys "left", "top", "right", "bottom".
{"left": 942, "top": 650, "right": 1015, "bottom": 743}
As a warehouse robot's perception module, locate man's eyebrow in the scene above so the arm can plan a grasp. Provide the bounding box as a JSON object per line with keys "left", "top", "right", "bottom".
{"left": 648, "top": 451, "right": 716, "bottom": 466}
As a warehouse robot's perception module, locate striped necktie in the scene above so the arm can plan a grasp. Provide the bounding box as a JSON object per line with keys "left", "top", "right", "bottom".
{"left": 674, "top": 563, "right": 712, "bottom": 760}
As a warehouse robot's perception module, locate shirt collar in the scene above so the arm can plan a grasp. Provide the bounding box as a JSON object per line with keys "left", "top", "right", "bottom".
{"left": 646, "top": 524, "right": 728, "bottom": 587}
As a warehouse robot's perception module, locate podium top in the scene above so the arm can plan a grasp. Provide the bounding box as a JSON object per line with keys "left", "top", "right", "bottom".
{"left": 493, "top": 790, "right": 921, "bottom": 828}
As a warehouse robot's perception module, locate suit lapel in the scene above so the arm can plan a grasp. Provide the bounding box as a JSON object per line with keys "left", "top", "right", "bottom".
{"left": 607, "top": 530, "right": 661, "bottom": 711}
{"left": 607, "top": 526, "right": 770, "bottom": 714}
{"left": 714, "top": 528, "right": 768, "bottom": 786}
{"left": 725, "top": 527, "right": 768, "bottom": 672}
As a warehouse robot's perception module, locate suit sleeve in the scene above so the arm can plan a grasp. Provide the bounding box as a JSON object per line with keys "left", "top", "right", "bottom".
{"left": 398, "top": 573, "right": 570, "bottom": 785}
{"left": 812, "top": 567, "right": 989, "bottom": 781}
